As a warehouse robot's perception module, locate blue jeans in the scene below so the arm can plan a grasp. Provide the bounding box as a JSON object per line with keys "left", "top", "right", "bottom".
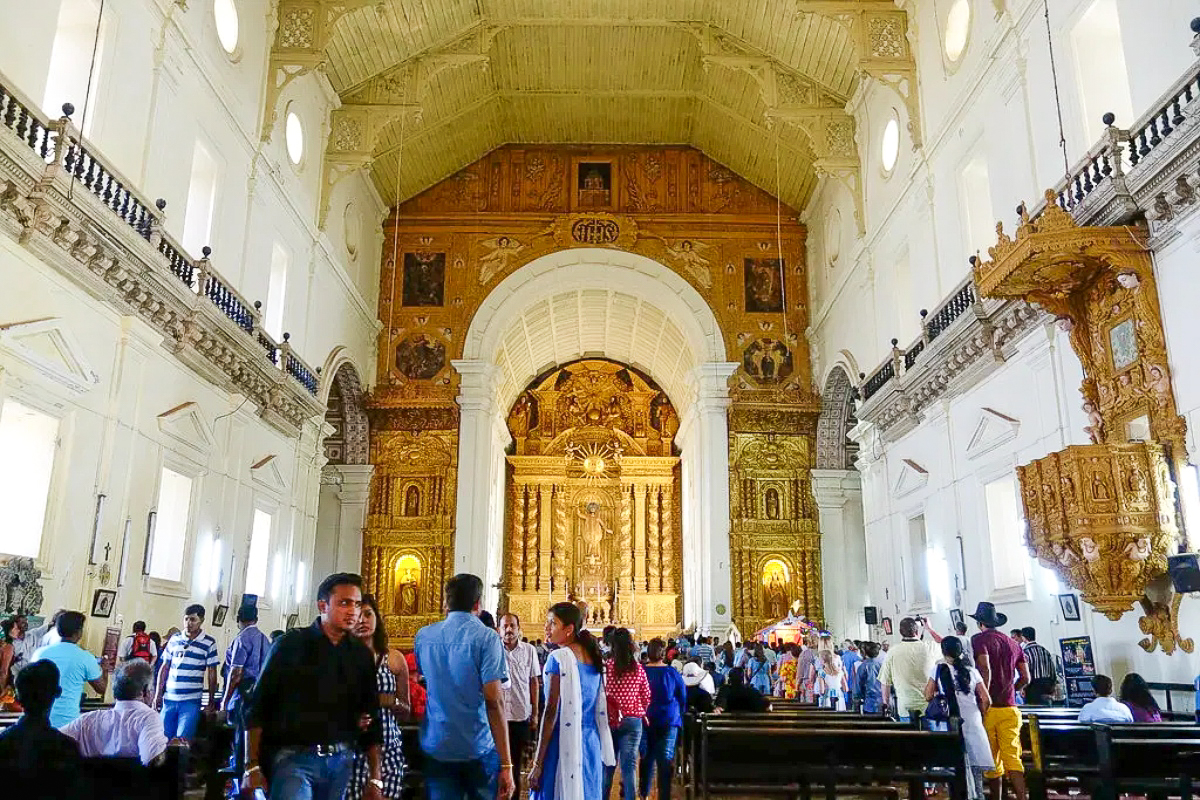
{"left": 425, "top": 748, "right": 499, "bottom": 800}
{"left": 161, "top": 699, "right": 202, "bottom": 739}
{"left": 603, "top": 717, "right": 643, "bottom": 800}
{"left": 638, "top": 725, "right": 678, "bottom": 800}
{"left": 268, "top": 747, "right": 354, "bottom": 800}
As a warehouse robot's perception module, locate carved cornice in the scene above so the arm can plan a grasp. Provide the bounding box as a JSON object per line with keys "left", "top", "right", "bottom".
{"left": 854, "top": 296, "right": 1046, "bottom": 442}
{"left": 0, "top": 128, "right": 324, "bottom": 437}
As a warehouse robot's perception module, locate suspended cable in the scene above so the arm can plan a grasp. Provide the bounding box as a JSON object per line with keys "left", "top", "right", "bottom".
{"left": 69, "top": 0, "right": 106, "bottom": 202}
{"left": 386, "top": 103, "right": 408, "bottom": 368}
{"left": 1042, "top": 0, "right": 1074, "bottom": 190}
{"left": 774, "top": 120, "right": 790, "bottom": 347}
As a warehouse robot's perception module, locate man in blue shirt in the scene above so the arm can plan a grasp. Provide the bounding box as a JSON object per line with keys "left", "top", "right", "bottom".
{"left": 222, "top": 603, "right": 272, "bottom": 770}
{"left": 415, "top": 574, "right": 514, "bottom": 800}
{"left": 33, "top": 611, "right": 112, "bottom": 728}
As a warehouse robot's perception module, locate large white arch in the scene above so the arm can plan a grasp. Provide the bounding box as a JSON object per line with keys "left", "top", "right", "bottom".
{"left": 455, "top": 248, "right": 737, "bottom": 631}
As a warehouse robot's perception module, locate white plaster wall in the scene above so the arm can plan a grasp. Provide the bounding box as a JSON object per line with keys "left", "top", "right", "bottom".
{"left": 0, "top": 236, "right": 327, "bottom": 660}
{"left": 810, "top": 1, "right": 1200, "bottom": 691}
{"left": 0, "top": 0, "right": 384, "bottom": 375}
{"left": 0, "top": 0, "right": 387, "bottom": 662}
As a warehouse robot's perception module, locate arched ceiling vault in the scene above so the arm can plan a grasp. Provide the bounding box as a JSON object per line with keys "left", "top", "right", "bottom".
{"left": 267, "top": 1, "right": 916, "bottom": 227}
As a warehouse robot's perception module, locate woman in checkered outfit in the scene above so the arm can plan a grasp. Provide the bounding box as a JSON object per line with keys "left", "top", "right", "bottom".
{"left": 345, "top": 594, "right": 409, "bottom": 800}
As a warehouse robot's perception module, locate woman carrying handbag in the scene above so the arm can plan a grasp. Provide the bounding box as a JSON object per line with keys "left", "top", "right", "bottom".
{"left": 923, "top": 637, "right": 993, "bottom": 800}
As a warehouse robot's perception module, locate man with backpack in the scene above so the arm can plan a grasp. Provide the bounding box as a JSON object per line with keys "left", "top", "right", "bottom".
{"left": 118, "top": 621, "right": 157, "bottom": 664}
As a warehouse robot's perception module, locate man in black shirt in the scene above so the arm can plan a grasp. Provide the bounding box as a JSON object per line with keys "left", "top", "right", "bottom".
{"left": 0, "top": 660, "right": 87, "bottom": 798}
{"left": 243, "top": 573, "right": 384, "bottom": 800}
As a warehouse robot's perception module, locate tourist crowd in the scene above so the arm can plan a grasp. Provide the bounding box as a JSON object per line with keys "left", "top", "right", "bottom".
{"left": 0, "top": 582, "right": 1191, "bottom": 800}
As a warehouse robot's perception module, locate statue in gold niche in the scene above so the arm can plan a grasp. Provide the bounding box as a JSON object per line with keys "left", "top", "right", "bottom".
{"left": 577, "top": 502, "right": 610, "bottom": 563}
{"left": 765, "top": 488, "right": 780, "bottom": 520}
{"left": 765, "top": 573, "right": 787, "bottom": 619}
{"left": 393, "top": 557, "right": 421, "bottom": 616}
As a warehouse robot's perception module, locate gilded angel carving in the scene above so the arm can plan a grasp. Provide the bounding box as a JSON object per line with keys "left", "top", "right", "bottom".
{"left": 477, "top": 236, "right": 526, "bottom": 285}
{"left": 663, "top": 238, "right": 713, "bottom": 288}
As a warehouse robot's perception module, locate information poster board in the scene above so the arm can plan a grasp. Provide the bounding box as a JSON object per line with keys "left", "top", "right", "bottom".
{"left": 1059, "top": 635, "right": 1096, "bottom": 706}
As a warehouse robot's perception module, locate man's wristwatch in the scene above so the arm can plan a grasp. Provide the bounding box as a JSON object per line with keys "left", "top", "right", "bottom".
{"left": 369, "top": 778, "right": 384, "bottom": 790}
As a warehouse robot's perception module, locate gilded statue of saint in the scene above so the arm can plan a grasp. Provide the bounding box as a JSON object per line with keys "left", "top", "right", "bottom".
{"left": 577, "top": 502, "right": 611, "bottom": 561}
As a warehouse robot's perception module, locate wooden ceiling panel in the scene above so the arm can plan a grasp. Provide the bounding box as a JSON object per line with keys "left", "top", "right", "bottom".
{"left": 490, "top": 27, "right": 701, "bottom": 93}
{"left": 505, "top": 96, "right": 693, "bottom": 144}
{"left": 318, "top": 0, "right": 877, "bottom": 212}
{"left": 327, "top": 1, "right": 481, "bottom": 91}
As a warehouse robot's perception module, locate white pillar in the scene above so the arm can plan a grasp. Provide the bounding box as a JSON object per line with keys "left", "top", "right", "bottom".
{"left": 453, "top": 359, "right": 504, "bottom": 586}
{"left": 332, "top": 464, "right": 374, "bottom": 574}
{"left": 677, "top": 362, "right": 738, "bottom": 634}
{"left": 811, "top": 468, "right": 866, "bottom": 639}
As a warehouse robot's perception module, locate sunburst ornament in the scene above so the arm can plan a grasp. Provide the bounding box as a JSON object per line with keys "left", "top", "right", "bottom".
{"left": 565, "top": 440, "right": 623, "bottom": 481}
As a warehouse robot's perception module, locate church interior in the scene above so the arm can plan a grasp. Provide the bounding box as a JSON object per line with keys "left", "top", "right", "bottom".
{"left": 1, "top": 0, "right": 1198, "bottom": 717}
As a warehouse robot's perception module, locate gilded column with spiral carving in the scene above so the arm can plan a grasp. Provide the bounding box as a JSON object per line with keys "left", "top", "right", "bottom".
{"left": 648, "top": 486, "right": 663, "bottom": 591}
{"left": 553, "top": 485, "right": 568, "bottom": 592}
{"left": 525, "top": 485, "right": 540, "bottom": 591}
{"left": 509, "top": 484, "right": 526, "bottom": 591}
{"left": 660, "top": 485, "right": 674, "bottom": 591}
{"left": 618, "top": 484, "right": 633, "bottom": 584}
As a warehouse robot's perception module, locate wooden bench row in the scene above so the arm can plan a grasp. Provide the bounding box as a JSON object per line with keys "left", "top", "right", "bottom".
{"left": 679, "top": 704, "right": 1200, "bottom": 800}
{"left": 1024, "top": 715, "right": 1200, "bottom": 800}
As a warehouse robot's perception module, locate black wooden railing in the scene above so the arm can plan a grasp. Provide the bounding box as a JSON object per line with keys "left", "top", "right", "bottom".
{"left": 0, "top": 79, "right": 320, "bottom": 397}
{"left": 860, "top": 276, "right": 978, "bottom": 402}
{"left": 859, "top": 19, "right": 1200, "bottom": 404}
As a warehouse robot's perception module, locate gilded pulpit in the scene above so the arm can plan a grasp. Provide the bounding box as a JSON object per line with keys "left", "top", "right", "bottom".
{"left": 503, "top": 359, "right": 683, "bottom": 637}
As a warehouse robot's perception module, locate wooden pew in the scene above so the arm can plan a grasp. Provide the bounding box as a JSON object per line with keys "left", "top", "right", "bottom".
{"left": 696, "top": 717, "right": 965, "bottom": 800}
{"left": 1023, "top": 717, "right": 1100, "bottom": 800}
{"left": 1024, "top": 714, "right": 1200, "bottom": 800}
{"left": 1096, "top": 727, "right": 1200, "bottom": 800}
{"left": 81, "top": 744, "right": 189, "bottom": 800}
{"left": 682, "top": 712, "right": 913, "bottom": 798}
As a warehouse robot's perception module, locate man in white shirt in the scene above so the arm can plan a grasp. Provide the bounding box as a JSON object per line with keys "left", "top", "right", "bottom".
{"left": 499, "top": 613, "right": 540, "bottom": 785}
{"left": 879, "top": 617, "right": 939, "bottom": 718}
{"left": 9, "top": 610, "right": 61, "bottom": 678}
{"left": 63, "top": 659, "right": 169, "bottom": 765}
{"left": 1076, "top": 675, "right": 1134, "bottom": 725}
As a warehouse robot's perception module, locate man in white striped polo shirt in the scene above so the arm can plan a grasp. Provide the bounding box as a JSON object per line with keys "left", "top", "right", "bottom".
{"left": 152, "top": 603, "right": 219, "bottom": 739}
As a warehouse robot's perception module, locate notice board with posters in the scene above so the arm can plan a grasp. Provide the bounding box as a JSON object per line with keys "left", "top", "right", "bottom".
{"left": 1059, "top": 635, "right": 1097, "bottom": 706}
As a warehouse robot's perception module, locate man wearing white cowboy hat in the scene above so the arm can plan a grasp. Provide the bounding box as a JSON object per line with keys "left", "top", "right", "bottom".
{"left": 969, "top": 602, "right": 1030, "bottom": 800}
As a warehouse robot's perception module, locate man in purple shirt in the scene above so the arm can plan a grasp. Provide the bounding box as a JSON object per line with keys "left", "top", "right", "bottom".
{"left": 970, "top": 602, "right": 1030, "bottom": 800}
{"left": 222, "top": 604, "right": 272, "bottom": 769}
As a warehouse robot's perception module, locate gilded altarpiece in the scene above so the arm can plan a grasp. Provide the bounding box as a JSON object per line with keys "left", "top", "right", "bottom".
{"left": 372, "top": 145, "right": 823, "bottom": 636}
{"left": 363, "top": 406, "right": 459, "bottom": 644}
{"left": 505, "top": 360, "right": 682, "bottom": 639}
{"left": 728, "top": 402, "right": 824, "bottom": 634}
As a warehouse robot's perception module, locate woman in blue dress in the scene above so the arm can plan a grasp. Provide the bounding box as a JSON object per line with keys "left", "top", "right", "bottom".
{"left": 528, "top": 602, "right": 614, "bottom": 800}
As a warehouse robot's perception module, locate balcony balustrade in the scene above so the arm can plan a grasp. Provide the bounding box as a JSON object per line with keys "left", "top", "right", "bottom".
{"left": 0, "top": 74, "right": 325, "bottom": 436}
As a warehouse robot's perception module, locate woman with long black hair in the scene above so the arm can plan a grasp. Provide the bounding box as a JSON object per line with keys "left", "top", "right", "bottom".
{"left": 344, "top": 593, "right": 409, "bottom": 800}
{"left": 528, "top": 602, "right": 614, "bottom": 800}
{"left": 603, "top": 628, "right": 650, "bottom": 800}
{"left": 924, "top": 636, "right": 992, "bottom": 800}
{"left": 639, "top": 638, "right": 686, "bottom": 800}
{"left": 1119, "top": 672, "right": 1163, "bottom": 722}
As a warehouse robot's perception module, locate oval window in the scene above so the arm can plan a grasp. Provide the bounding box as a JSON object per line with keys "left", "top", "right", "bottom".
{"left": 214, "top": 0, "right": 239, "bottom": 55}
{"left": 285, "top": 110, "right": 305, "bottom": 166}
{"left": 944, "top": 0, "right": 971, "bottom": 63}
{"left": 881, "top": 113, "right": 900, "bottom": 174}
